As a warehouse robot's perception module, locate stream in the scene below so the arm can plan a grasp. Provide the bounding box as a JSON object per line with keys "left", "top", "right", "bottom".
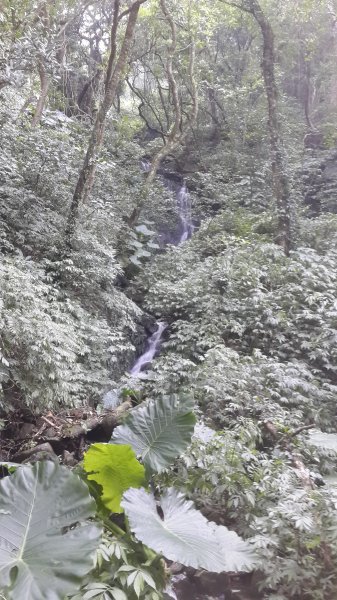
{"left": 105, "top": 169, "right": 256, "bottom": 600}
{"left": 127, "top": 169, "right": 194, "bottom": 377}
{"left": 126, "top": 174, "right": 233, "bottom": 600}
{"left": 130, "top": 321, "right": 167, "bottom": 376}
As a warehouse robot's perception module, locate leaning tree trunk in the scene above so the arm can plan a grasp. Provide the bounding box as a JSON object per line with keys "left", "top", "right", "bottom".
{"left": 248, "top": 0, "right": 291, "bottom": 255}
{"left": 126, "top": 0, "right": 198, "bottom": 227}
{"left": 65, "top": 0, "right": 145, "bottom": 249}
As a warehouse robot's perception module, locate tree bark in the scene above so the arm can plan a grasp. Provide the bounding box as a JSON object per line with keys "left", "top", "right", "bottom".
{"left": 249, "top": 0, "right": 291, "bottom": 255}
{"left": 223, "top": 0, "right": 291, "bottom": 255}
{"left": 65, "top": 0, "right": 145, "bottom": 249}
{"left": 31, "top": 58, "right": 50, "bottom": 127}
{"left": 130, "top": 0, "right": 198, "bottom": 223}
{"left": 303, "top": 58, "right": 314, "bottom": 130}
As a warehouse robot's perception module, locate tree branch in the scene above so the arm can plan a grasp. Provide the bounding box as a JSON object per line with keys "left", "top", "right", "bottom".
{"left": 118, "top": 0, "right": 148, "bottom": 22}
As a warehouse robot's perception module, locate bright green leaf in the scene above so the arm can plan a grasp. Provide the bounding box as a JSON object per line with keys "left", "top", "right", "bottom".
{"left": 83, "top": 444, "right": 146, "bottom": 513}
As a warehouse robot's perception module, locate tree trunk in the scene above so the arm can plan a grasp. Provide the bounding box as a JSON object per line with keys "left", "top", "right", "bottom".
{"left": 65, "top": 1, "right": 144, "bottom": 249}
{"left": 248, "top": 0, "right": 291, "bottom": 255}
{"left": 31, "top": 59, "right": 50, "bottom": 127}
{"left": 303, "top": 59, "right": 314, "bottom": 130}
{"left": 328, "top": 7, "right": 337, "bottom": 112}
{"left": 129, "top": 0, "right": 198, "bottom": 224}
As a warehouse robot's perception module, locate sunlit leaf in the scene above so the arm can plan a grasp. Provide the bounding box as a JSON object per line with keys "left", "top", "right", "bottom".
{"left": 83, "top": 443, "right": 145, "bottom": 513}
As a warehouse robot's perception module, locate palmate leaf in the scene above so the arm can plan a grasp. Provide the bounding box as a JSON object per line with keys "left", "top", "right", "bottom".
{"left": 112, "top": 394, "right": 196, "bottom": 474}
{"left": 122, "top": 488, "right": 256, "bottom": 573}
{"left": 83, "top": 444, "right": 145, "bottom": 513}
{"left": 0, "top": 461, "right": 102, "bottom": 600}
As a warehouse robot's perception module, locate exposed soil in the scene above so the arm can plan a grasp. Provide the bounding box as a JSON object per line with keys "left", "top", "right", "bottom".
{"left": 0, "top": 401, "right": 131, "bottom": 470}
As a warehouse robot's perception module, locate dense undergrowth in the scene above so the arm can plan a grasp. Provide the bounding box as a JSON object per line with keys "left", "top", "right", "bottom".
{"left": 2, "top": 0, "right": 337, "bottom": 596}
{"left": 133, "top": 210, "right": 337, "bottom": 599}
{"left": 2, "top": 95, "right": 337, "bottom": 600}
{"left": 2, "top": 93, "right": 337, "bottom": 599}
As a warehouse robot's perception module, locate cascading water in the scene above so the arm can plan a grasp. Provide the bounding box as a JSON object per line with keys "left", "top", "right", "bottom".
{"left": 128, "top": 167, "right": 194, "bottom": 378}
{"left": 177, "top": 183, "right": 194, "bottom": 243}
{"left": 103, "top": 166, "right": 193, "bottom": 402}
{"left": 103, "top": 165, "right": 248, "bottom": 600}
{"left": 130, "top": 321, "right": 167, "bottom": 376}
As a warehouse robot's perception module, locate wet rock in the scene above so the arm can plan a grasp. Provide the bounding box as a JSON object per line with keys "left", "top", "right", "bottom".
{"left": 142, "top": 312, "right": 159, "bottom": 335}
{"left": 170, "top": 571, "right": 261, "bottom": 600}
{"left": 128, "top": 313, "right": 158, "bottom": 359}
{"left": 301, "top": 148, "right": 337, "bottom": 214}
{"left": 170, "top": 563, "right": 184, "bottom": 575}
{"left": 194, "top": 571, "right": 229, "bottom": 596}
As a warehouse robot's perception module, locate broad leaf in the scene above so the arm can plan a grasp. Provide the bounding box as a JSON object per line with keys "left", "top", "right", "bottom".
{"left": 112, "top": 395, "right": 196, "bottom": 474}
{"left": 0, "top": 461, "right": 102, "bottom": 600}
{"left": 122, "top": 487, "right": 256, "bottom": 573}
{"left": 83, "top": 443, "right": 145, "bottom": 513}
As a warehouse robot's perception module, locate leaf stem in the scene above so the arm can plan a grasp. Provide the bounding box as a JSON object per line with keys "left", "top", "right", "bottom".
{"left": 101, "top": 516, "right": 126, "bottom": 538}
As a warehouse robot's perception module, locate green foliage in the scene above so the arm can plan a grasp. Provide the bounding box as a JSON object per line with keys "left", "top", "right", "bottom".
{"left": 140, "top": 222, "right": 337, "bottom": 391}
{"left": 0, "top": 254, "right": 124, "bottom": 412}
{"left": 83, "top": 444, "right": 146, "bottom": 513}
{"left": 122, "top": 487, "right": 256, "bottom": 572}
{"left": 70, "top": 534, "right": 165, "bottom": 600}
{"left": 133, "top": 203, "right": 337, "bottom": 599}
{"left": 127, "top": 223, "right": 160, "bottom": 267}
{"left": 112, "top": 394, "right": 196, "bottom": 474}
{"left": 2, "top": 1, "right": 337, "bottom": 599}
{"left": 0, "top": 461, "right": 102, "bottom": 600}
{"left": 253, "top": 486, "right": 337, "bottom": 600}
{"left": 0, "top": 392, "right": 254, "bottom": 599}
{"left": 0, "top": 109, "right": 148, "bottom": 412}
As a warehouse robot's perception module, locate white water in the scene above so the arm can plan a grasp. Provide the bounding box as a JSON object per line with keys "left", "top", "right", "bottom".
{"left": 141, "top": 159, "right": 193, "bottom": 244}
{"left": 130, "top": 321, "right": 167, "bottom": 376}
{"left": 177, "top": 183, "right": 194, "bottom": 243}
{"left": 127, "top": 168, "right": 193, "bottom": 378}
{"left": 141, "top": 159, "right": 151, "bottom": 172}
{"left": 103, "top": 165, "right": 193, "bottom": 394}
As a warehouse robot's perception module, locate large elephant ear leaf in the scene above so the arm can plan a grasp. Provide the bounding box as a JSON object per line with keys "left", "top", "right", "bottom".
{"left": 0, "top": 461, "right": 102, "bottom": 600}
{"left": 122, "top": 487, "right": 256, "bottom": 573}
{"left": 83, "top": 443, "right": 146, "bottom": 513}
{"left": 112, "top": 394, "right": 196, "bottom": 474}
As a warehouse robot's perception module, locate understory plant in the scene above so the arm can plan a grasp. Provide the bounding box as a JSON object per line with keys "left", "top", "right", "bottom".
{"left": 130, "top": 211, "right": 337, "bottom": 600}
{"left": 0, "top": 393, "right": 256, "bottom": 600}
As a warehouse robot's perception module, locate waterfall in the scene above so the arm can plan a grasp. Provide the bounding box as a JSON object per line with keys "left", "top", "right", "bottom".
{"left": 141, "top": 159, "right": 193, "bottom": 244}
{"left": 130, "top": 321, "right": 167, "bottom": 377}
{"left": 127, "top": 170, "right": 193, "bottom": 377}
{"left": 177, "top": 183, "right": 194, "bottom": 243}
{"left": 141, "top": 159, "right": 151, "bottom": 172}
{"left": 103, "top": 164, "right": 194, "bottom": 396}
